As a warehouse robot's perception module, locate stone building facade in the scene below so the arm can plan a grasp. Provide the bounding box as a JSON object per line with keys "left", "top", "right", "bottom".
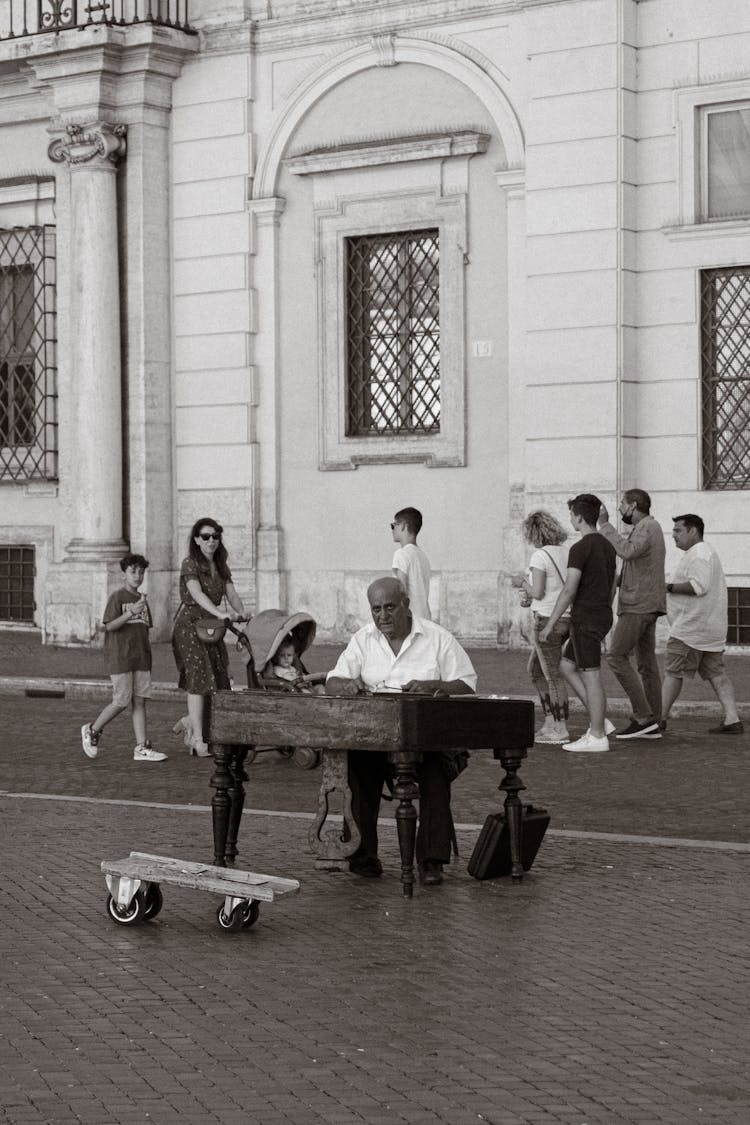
{"left": 0, "top": 0, "right": 748, "bottom": 647}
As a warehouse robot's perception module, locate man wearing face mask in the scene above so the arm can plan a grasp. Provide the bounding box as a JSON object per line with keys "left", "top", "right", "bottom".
{"left": 597, "top": 489, "right": 666, "bottom": 740}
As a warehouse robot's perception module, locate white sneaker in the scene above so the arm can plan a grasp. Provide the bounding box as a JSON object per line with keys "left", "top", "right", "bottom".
{"left": 81, "top": 723, "right": 101, "bottom": 759}
{"left": 134, "top": 743, "right": 167, "bottom": 762}
{"left": 563, "top": 732, "right": 610, "bottom": 753}
{"left": 535, "top": 727, "right": 570, "bottom": 744}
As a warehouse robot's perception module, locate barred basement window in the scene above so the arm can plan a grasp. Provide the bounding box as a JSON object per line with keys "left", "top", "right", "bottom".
{"left": 727, "top": 587, "right": 750, "bottom": 645}
{"left": 701, "top": 266, "right": 750, "bottom": 489}
{"left": 346, "top": 229, "right": 440, "bottom": 437}
{"left": 0, "top": 545, "right": 35, "bottom": 623}
{"left": 0, "top": 226, "right": 57, "bottom": 481}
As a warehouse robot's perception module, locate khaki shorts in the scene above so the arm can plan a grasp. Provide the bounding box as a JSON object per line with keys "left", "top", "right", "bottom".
{"left": 111, "top": 670, "right": 152, "bottom": 707}
{"left": 665, "top": 637, "right": 724, "bottom": 681}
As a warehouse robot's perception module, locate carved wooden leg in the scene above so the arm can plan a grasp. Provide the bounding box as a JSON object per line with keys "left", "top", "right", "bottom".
{"left": 209, "top": 742, "right": 234, "bottom": 867}
{"left": 495, "top": 748, "right": 528, "bottom": 882}
{"left": 225, "top": 747, "right": 249, "bottom": 865}
{"left": 308, "top": 749, "right": 361, "bottom": 870}
{"left": 390, "top": 751, "right": 420, "bottom": 898}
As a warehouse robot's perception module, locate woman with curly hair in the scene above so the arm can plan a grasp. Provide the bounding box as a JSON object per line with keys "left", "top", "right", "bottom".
{"left": 513, "top": 510, "right": 573, "bottom": 743}
{"left": 171, "top": 517, "right": 246, "bottom": 755}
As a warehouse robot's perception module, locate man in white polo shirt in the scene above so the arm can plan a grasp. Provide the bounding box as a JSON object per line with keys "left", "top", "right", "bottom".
{"left": 326, "top": 576, "right": 477, "bottom": 884}
{"left": 661, "top": 514, "right": 743, "bottom": 734}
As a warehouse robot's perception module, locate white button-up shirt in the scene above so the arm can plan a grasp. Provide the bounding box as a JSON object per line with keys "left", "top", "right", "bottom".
{"left": 327, "top": 617, "right": 477, "bottom": 692}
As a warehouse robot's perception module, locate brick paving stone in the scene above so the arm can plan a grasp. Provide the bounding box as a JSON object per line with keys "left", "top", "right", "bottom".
{"left": 2, "top": 697, "right": 750, "bottom": 1123}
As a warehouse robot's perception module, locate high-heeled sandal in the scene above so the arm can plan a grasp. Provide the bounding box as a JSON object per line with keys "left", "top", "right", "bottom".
{"left": 190, "top": 739, "right": 211, "bottom": 758}
{"left": 172, "top": 716, "right": 193, "bottom": 748}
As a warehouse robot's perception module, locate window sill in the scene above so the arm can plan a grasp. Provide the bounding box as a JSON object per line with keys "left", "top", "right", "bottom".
{"left": 664, "top": 218, "right": 750, "bottom": 241}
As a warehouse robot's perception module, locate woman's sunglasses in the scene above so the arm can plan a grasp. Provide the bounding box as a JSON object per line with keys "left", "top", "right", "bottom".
{"left": 198, "top": 532, "right": 221, "bottom": 541}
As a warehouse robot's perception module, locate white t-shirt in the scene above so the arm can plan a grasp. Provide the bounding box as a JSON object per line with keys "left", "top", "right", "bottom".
{"left": 527, "top": 544, "right": 570, "bottom": 618}
{"left": 668, "top": 541, "right": 727, "bottom": 651}
{"left": 392, "top": 543, "right": 431, "bottom": 620}
{"left": 327, "top": 618, "right": 476, "bottom": 692}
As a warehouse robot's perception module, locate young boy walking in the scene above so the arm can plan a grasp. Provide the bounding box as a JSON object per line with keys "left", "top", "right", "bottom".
{"left": 391, "top": 506, "right": 432, "bottom": 620}
{"left": 81, "top": 553, "right": 166, "bottom": 762}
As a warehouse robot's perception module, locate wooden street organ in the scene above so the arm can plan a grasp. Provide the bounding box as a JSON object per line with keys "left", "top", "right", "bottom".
{"left": 209, "top": 690, "right": 536, "bottom": 897}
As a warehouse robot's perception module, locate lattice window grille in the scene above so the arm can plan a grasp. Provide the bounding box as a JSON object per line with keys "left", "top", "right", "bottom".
{"left": 727, "top": 587, "right": 750, "bottom": 646}
{"left": 0, "top": 545, "right": 35, "bottom": 622}
{"left": 0, "top": 225, "right": 57, "bottom": 481}
{"left": 701, "top": 266, "right": 750, "bottom": 490}
{"left": 346, "top": 229, "right": 440, "bottom": 437}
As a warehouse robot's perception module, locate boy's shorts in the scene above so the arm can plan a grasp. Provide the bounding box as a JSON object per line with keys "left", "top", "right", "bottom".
{"left": 110, "top": 670, "right": 152, "bottom": 707}
{"left": 562, "top": 614, "right": 611, "bottom": 671}
{"left": 665, "top": 637, "right": 724, "bottom": 681}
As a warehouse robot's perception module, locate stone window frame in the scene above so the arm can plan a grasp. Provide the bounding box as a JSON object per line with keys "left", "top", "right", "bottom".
{"left": 668, "top": 80, "right": 750, "bottom": 239}
{"left": 288, "top": 132, "right": 488, "bottom": 470}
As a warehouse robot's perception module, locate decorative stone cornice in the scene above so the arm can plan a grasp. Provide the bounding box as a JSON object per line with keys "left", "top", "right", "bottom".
{"left": 48, "top": 122, "right": 127, "bottom": 167}
{"left": 287, "top": 130, "right": 490, "bottom": 175}
{"left": 248, "top": 0, "right": 577, "bottom": 52}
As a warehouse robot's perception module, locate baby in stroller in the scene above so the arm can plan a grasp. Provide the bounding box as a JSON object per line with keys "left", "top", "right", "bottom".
{"left": 244, "top": 609, "right": 326, "bottom": 695}
{"left": 232, "top": 609, "right": 326, "bottom": 768}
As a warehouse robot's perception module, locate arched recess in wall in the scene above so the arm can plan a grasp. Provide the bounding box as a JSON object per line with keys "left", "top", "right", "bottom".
{"left": 252, "top": 32, "right": 525, "bottom": 199}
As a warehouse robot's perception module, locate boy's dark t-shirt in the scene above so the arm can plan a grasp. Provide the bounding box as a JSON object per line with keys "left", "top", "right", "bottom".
{"left": 568, "top": 534, "right": 617, "bottom": 621}
{"left": 103, "top": 587, "right": 152, "bottom": 674}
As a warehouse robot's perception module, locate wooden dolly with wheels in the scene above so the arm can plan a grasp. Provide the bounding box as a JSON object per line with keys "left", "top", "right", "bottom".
{"left": 101, "top": 851, "right": 300, "bottom": 932}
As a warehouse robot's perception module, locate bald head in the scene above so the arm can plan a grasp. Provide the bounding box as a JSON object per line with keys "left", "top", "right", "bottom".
{"left": 367, "top": 577, "right": 411, "bottom": 642}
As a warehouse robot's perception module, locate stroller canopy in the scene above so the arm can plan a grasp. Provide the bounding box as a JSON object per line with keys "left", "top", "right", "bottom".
{"left": 242, "top": 609, "right": 317, "bottom": 673}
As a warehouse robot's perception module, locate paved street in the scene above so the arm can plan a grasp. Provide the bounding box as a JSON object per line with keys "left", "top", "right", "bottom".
{"left": 1, "top": 638, "right": 749, "bottom": 1124}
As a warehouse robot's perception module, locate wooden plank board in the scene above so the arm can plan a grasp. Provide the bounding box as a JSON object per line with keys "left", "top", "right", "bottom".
{"left": 101, "top": 854, "right": 300, "bottom": 901}
{"left": 127, "top": 852, "right": 300, "bottom": 891}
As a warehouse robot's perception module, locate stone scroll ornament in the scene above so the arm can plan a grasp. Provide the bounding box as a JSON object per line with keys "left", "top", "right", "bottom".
{"left": 48, "top": 122, "right": 127, "bottom": 166}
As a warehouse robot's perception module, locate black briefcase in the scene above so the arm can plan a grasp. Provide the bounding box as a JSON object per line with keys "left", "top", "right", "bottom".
{"left": 467, "top": 804, "right": 550, "bottom": 880}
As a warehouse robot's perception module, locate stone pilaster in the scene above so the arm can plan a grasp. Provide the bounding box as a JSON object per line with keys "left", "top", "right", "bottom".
{"left": 247, "top": 196, "right": 286, "bottom": 610}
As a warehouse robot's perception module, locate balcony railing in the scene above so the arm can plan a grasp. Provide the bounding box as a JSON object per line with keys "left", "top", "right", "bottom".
{"left": 0, "top": 2, "right": 195, "bottom": 40}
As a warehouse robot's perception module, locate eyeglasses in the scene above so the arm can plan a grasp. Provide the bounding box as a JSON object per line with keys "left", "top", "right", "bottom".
{"left": 198, "top": 532, "right": 221, "bottom": 541}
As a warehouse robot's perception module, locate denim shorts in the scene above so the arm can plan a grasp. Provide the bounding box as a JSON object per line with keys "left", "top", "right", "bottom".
{"left": 562, "top": 613, "right": 612, "bottom": 671}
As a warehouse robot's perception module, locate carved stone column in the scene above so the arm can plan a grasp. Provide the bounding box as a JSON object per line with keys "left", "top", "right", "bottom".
{"left": 48, "top": 121, "right": 128, "bottom": 558}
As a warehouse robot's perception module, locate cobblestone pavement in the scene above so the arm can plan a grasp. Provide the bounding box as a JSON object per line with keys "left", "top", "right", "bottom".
{"left": 2, "top": 796, "right": 749, "bottom": 1125}
{"left": 1, "top": 692, "right": 749, "bottom": 1123}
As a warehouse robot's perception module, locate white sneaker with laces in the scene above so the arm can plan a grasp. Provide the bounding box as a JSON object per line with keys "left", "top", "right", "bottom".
{"left": 563, "top": 732, "right": 610, "bottom": 753}
{"left": 81, "top": 723, "right": 100, "bottom": 759}
{"left": 134, "top": 744, "right": 167, "bottom": 762}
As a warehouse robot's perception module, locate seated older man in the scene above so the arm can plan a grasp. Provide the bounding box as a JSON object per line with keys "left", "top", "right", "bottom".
{"left": 326, "top": 576, "right": 477, "bottom": 885}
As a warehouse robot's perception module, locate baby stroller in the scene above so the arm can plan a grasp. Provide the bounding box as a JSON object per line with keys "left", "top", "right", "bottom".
{"left": 224, "top": 608, "right": 327, "bottom": 769}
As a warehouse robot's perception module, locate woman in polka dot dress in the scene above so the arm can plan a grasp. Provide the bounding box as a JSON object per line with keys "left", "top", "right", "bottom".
{"left": 171, "top": 517, "right": 246, "bottom": 755}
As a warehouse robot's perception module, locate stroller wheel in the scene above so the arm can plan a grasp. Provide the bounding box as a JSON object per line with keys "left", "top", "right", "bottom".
{"left": 292, "top": 748, "right": 320, "bottom": 770}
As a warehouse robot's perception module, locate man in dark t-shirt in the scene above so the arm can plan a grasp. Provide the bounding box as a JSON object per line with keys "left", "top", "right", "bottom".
{"left": 539, "top": 493, "right": 616, "bottom": 753}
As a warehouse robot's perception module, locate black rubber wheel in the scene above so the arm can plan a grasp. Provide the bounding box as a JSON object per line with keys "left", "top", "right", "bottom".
{"left": 106, "top": 890, "right": 145, "bottom": 926}
{"left": 241, "top": 900, "right": 260, "bottom": 928}
{"left": 216, "top": 903, "right": 245, "bottom": 932}
{"left": 143, "top": 883, "right": 164, "bottom": 920}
